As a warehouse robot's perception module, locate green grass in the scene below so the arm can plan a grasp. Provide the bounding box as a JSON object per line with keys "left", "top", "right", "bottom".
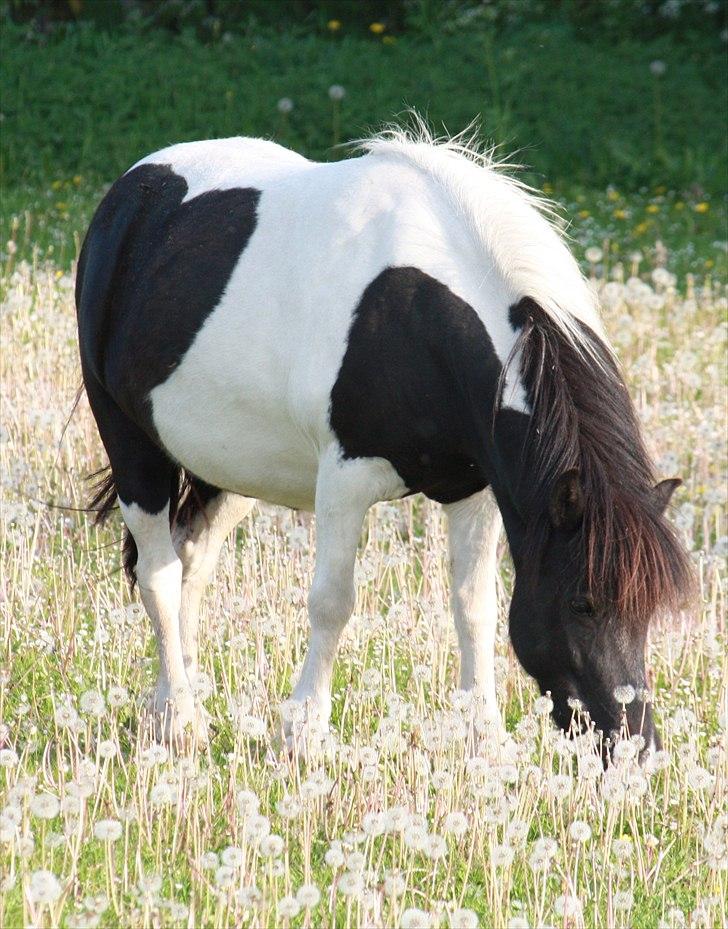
{"left": 2, "top": 18, "right": 725, "bottom": 280}
{"left": 2, "top": 18, "right": 726, "bottom": 192}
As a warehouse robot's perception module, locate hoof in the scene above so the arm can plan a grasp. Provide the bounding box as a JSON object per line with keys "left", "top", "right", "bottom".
{"left": 280, "top": 698, "right": 330, "bottom": 762}
{"left": 144, "top": 686, "right": 210, "bottom": 750}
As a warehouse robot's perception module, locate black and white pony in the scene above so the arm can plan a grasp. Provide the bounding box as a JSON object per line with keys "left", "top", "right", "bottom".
{"left": 75, "top": 125, "right": 692, "bottom": 753}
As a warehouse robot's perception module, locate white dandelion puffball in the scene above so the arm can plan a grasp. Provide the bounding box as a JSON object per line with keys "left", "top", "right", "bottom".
{"left": 0, "top": 749, "right": 19, "bottom": 768}
{"left": 492, "top": 844, "right": 515, "bottom": 867}
{"left": 324, "top": 844, "right": 344, "bottom": 868}
{"left": 450, "top": 907, "right": 479, "bottom": 929}
{"left": 149, "top": 782, "right": 176, "bottom": 806}
{"left": 277, "top": 97, "right": 294, "bottom": 114}
{"left": 277, "top": 895, "right": 301, "bottom": 919}
{"left": 585, "top": 246, "right": 603, "bottom": 263}
{"left": 534, "top": 695, "right": 553, "bottom": 715}
{"left": 443, "top": 811, "right": 469, "bottom": 836}
{"left": 97, "top": 739, "right": 118, "bottom": 760}
{"left": 93, "top": 819, "right": 122, "bottom": 841}
{"left": 613, "top": 684, "right": 636, "bottom": 704}
{"left": 296, "top": 883, "right": 321, "bottom": 908}
{"left": 220, "top": 845, "right": 244, "bottom": 868}
{"left": 328, "top": 84, "right": 346, "bottom": 101}
{"left": 569, "top": 820, "right": 592, "bottom": 843}
{"left": 258, "top": 833, "right": 284, "bottom": 858}
{"left": 28, "top": 869, "right": 62, "bottom": 904}
{"left": 30, "top": 793, "right": 60, "bottom": 819}
{"left": 401, "top": 908, "right": 433, "bottom": 929}
{"left": 383, "top": 871, "right": 406, "bottom": 896}
{"left": 650, "top": 60, "right": 667, "bottom": 76}
{"left": 107, "top": 685, "right": 129, "bottom": 708}
{"left": 235, "top": 788, "right": 260, "bottom": 816}
{"left": 336, "top": 871, "right": 364, "bottom": 897}
{"left": 79, "top": 690, "right": 106, "bottom": 716}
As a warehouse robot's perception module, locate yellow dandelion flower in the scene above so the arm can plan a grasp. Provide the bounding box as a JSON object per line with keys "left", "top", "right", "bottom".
{"left": 578, "top": 210, "right": 590, "bottom": 219}
{"left": 705, "top": 258, "right": 714, "bottom": 268}
{"left": 51, "top": 180, "right": 63, "bottom": 190}
{"left": 55, "top": 202, "right": 68, "bottom": 211}
{"left": 369, "top": 22, "right": 386, "bottom": 34}
{"left": 327, "top": 19, "right": 342, "bottom": 32}
{"left": 55, "top": 269, "right": 64, "bottom": 280}
{"left": 634, "top": 221, "right": 649, "bottom": 235}
{"left": 382, "top": 35, "right": 396, "bottom": 44}
{"left": 646, "top": 204, "right": 660, "bottom": 214}
{"left": 73, "top": 175, "right": 82, "bottom": 186}
{"left": 612, "top": 209, "right": 627, "bottom": 220}
{"left": 607, "top": 188, "right": 620, "bottom": 202}
{"left": 694, "top": 202, "right": 709, "bottom": 213}
{"left": 674, "top": 201, "right": 685, "bottom": 210}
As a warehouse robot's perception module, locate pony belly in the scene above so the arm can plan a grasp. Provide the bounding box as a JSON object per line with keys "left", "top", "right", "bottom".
{"left": 150, "top": 388, "right": 321, "bottom": 510}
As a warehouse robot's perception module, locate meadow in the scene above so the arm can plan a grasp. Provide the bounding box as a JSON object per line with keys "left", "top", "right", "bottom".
{"left": 1, "top": 4, "right": 727, "bottom": 928}
{"left": 1, "top": 225, "right": 726, "bottom": 929}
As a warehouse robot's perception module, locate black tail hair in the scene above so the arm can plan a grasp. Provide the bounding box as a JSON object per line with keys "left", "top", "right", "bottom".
{"left": 88, "top": 466, "right": 211, "bottom": 588}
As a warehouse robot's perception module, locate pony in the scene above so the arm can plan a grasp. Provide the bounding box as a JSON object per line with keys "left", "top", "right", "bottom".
{"left": 75, "top": 122, "right": 692, "bottom": 753}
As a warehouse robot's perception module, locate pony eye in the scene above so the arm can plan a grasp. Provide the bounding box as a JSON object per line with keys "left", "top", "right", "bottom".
{"left": 569, "top": 596, "right": 594, "bottom": 616}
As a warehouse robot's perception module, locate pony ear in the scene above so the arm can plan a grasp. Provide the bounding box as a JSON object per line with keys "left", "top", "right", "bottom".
{"left": 549, "top": 468, "right": 584, "bottom": 530}
{"left": 653, "top": 478, "right": 682, "bottom": 514}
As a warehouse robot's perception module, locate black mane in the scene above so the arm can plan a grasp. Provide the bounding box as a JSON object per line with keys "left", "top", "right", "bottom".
{"left": 506, "top": 297, "right": 694, "bottom": 621}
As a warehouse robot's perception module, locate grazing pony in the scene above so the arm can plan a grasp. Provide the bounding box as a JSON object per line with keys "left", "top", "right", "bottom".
{"left": 75, "top": 124, "right": 692, "bottom": 751}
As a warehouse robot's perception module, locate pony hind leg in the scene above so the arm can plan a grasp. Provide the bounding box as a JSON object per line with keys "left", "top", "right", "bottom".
{"left": 173, "top": 487, "right": 256, "bottom": 682}
{"left": 85, "top": 379, "right": 204, "bottom": 746}
{"left": 444, "top": 487, "right": 505, "bottom": 742}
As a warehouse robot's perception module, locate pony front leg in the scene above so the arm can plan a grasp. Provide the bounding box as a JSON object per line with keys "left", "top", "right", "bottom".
{"left": 444, "top": 488, "right": 505, "bottom": 739}
{"left": 286, "top": 449, "right": 375, "bottom": 752}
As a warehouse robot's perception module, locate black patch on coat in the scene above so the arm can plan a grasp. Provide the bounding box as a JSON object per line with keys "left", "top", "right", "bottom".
{"left": 330, "top": 266, "right": 520, "bottom": 505}
{"left": 75, "top": 162, "right": 258, "bottom": 575}
{"left": 76, "top": 162, "right": 261, "bottom": 440}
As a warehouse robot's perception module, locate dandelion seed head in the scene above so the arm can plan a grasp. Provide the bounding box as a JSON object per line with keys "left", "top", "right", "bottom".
{"left": 443, "top": 811, "right": 468, "bottom": 836}
{"left": 450, "top": 907, "right": 479, "bottom": 929}
{"left": 28, "top": 869, "right": 62, "bottom": 904}
{"left": 569, "top": 820, "right": 592, "bottom": 843}
{"left": 79, "top": 689, "right": 106, "bottom": 716}
{"left": 534, "top": 695, "right": 553, "bottom": 716}
{"left": 220, "top": 845, "right": 244, "bottom": 867}
{"left": 613, "top": 685, "right": 636, "bottom": 705}
{"left": 93, "top": 819, "right": 122, "bottom": 841}
{"left": 401, "top": 907, "right": 433, "bottom": 929}
{"left": 30, "top": 793, "right": 59, "bottom": 819}
{"left": 277, "top": 895, "right": 301, "bottom": 918}
{"left": 296, "top": 883, "right": 321, "bottom": 908}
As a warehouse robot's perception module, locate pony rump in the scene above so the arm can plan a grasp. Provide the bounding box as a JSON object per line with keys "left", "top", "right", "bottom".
{"left": 509, "top": 297, "right": 694, "bottom": 622}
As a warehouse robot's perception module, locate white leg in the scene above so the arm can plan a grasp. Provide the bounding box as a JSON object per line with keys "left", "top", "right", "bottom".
{"left": 444, "top": 487, "right": 503, "bottom": 724}
{"left": 120, "top": 501, "right": 201, "bottom": 745}
{"left": 173, "top": 492, "right": 256, "bottom": 681}
{"left": 287, "top": 447, "right": 394, "bottom": 746}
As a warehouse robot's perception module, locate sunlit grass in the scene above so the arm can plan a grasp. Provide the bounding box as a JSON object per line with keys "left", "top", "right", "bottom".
{"left": 0, "top": 250, "right": 726, "bottom": 928}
